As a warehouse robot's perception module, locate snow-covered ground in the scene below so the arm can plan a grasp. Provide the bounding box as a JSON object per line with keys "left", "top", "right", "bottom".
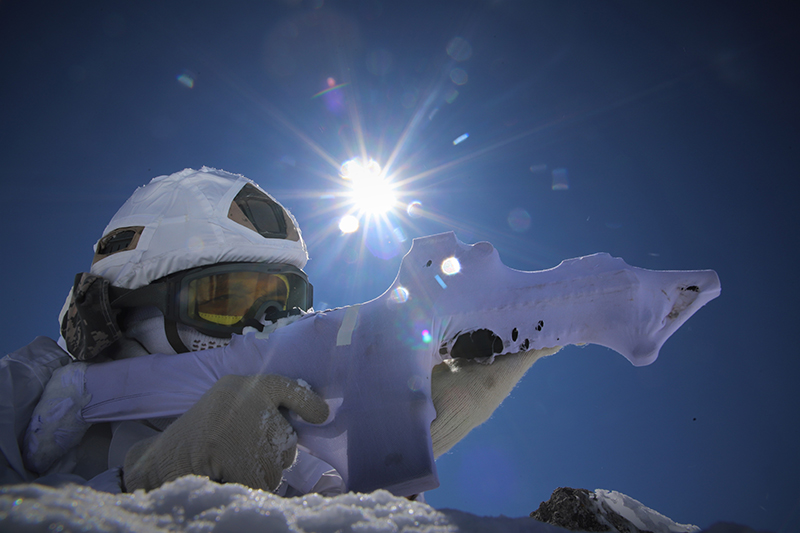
{"left": 0, "top": 476, "right": 705, "bottom": 533}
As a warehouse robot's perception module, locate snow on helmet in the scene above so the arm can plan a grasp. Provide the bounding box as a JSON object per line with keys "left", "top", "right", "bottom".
{"left": 90, "top": 166, "right": 308, "bottom": 289}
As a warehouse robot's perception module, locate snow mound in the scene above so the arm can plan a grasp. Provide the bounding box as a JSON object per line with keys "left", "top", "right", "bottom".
{"left": 593, "top": 489, "right": 701, "bottom": 533}
{"left": 0, "top": 476, "right": 570, "bottom": 533}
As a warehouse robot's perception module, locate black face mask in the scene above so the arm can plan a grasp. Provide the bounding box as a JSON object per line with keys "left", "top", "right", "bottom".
{"left": 61, "top": 272, "right": 125, "bottom": 361}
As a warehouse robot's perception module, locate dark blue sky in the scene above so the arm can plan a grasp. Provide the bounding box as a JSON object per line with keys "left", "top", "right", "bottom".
{"left": 1, "top": 1, "right": 798, "bottom": 530}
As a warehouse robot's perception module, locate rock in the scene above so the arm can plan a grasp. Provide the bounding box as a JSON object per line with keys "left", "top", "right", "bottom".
{"left": 531, "top": 487, "right": 706, "bottom": 533}
{"left": 531, "top": 487, "right": 630, "bottom": 532}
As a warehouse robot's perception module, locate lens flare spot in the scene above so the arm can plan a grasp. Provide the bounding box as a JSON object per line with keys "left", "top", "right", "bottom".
{"left": 187, "top": 236, "right": 205, "bottom": 252}
{"left": 529, "top": 163, "right": 547, "bottom": 173}
{"left": 445, "top": 89, "right": 459, "bottom": 103}
{"left": 393, "top": 226, "right": 407, "bottom": 243}
{"left": 453, "top": 133, "right": 469, "bottom": 145}
{"left": 390, "top": 286, "right": 410, "bottom": 303}
{"left": 421, "top": 330, "right": 432, "bottom": 343}
{"left": 507, "top": 208, "right": 531, "bottom": 232}
{"left": 407, "top": 375, "right": 425, "bottom": 392}
{"left": 441, "top": 257, "right": 461, "bottom": 276}
{"left": 449, "top": 68, "right": 468, "bottom": 85}
{"left": 339, "top": 215, "right": 359, "bottom": 234}
{"left": 446, "top": 37, "right": 473, "bottom": 61}
{"left": 407, "top": 201, "right": 423, "bottom": 218}
{"left": 311, "top": 80, "right": 350, "bottom": 99}
{"left": 176, "top": 71, "right": 195, "bottom": 88}
{"left": 434, "top": 275, "right": 447, "bottom": 289}
{"left": 551, "top": 168, "right": 569, "bottom": 190}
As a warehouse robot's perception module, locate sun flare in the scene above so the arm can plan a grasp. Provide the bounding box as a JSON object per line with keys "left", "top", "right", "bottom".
{"left": 341, "top": 158, "right": 396, "bottom": 216}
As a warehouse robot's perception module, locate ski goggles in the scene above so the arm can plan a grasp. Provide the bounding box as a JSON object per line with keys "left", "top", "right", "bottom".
{"left": 109, "top": 262, "right": 313, "bottom": 337}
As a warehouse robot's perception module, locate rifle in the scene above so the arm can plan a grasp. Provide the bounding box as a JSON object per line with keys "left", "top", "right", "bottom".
{"left": 79, "top": 232, "right": 720, "bottom": 496}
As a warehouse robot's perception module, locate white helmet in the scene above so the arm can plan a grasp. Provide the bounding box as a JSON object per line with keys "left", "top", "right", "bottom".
{"left": 91, "top": 166, "right": 308, "bottom": 289}
{"left": 62, "top": 167, "right": 313, "bottom": 358}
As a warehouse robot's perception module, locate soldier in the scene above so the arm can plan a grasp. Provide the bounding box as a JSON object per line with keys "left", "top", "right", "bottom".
{"left": 2, "top": 167, "right": 560, "bottom": 495}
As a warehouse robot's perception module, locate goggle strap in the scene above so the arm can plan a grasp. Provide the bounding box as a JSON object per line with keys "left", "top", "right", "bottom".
{"left": 109, "top": 283, "right": 170, "bottom": 314}
{"left": 241, "top": 317, "right": 266, "bottom": 332}
{"left": 164, "top": 316, "right": 190, "bottom": 353}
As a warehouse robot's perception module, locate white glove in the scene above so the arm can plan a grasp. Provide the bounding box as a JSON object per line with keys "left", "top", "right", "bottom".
{"left": 24, "top": 362, "right": 92, "bottom": 474}
{"left": 430, "top": 346, "right": 561, "bottom": 458}
{"left": 123, "top": 374, "right": 329, "bottom": 492}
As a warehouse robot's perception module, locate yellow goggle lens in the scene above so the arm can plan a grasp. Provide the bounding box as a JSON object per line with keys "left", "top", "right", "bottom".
{"left": 189, "top": 272, "right": 291, "bottom": 326}
{"left": 197, "top": 312, "right": 244, "bottom": 326}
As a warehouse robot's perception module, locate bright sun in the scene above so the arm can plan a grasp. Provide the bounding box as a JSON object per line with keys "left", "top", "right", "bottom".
{"left": 341, "top": 158, "right": 396, "bottom": 216}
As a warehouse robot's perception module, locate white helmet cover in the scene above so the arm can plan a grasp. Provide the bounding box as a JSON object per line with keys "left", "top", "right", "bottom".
{"left": 90, "top": 167, "right": 308, "bottom": 289}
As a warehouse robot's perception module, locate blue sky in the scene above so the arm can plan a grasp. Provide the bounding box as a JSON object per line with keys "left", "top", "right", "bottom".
{"left": 1, "top": 1, "right": 798, "bottom": 531}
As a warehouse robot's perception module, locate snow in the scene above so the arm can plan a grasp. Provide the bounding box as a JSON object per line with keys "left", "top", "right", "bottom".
{"left": 0, "top": 476, "right": 572, "bottom": 532}
{"left": 259, "top": 407, "right": 298, "bottom": 463}
{"left": 0, "top": 476, "right": 709, "bottom": 533}
{"left": 593, "top": 490, "right": 701, "bottom": 533}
